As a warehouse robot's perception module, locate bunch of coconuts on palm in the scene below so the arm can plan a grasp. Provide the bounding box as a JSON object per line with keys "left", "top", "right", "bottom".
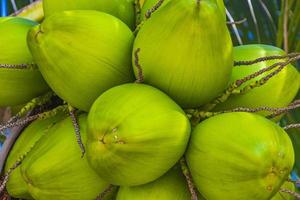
{"left": 0, "top": 0, "right": 300, "bottom": 199}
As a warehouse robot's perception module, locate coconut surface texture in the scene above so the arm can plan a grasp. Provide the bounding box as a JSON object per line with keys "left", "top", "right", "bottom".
{"left": 141, "top": 0, "right": 226, "bottom": 21}
{"left": 87, "top": 83, "right": 191, "bottom": 186}
{"left": 116, "top": 165, "right": 191, "bottom": 200}
{"left": 0, "top": 17, "right": 49, "bottom": 106}
{"left": 133, "top": 0, "right": 233, "bottom": 108}
{"left": 5, "top": 113, "right": 66, "bottom": 199}
{"left": 214, "top": 44, "right": 300, "bottom": 116}
{"left": 186, "top": 112, "right": 295, "bottom": 200}
{"left": 28, "top": 10, "right": 135, "bottom": 111}
{"left": 19, "top": 115, "right": 109, "bottom": 200}
{"left": 43, "top": 0, "right": 135, "bottom": 29}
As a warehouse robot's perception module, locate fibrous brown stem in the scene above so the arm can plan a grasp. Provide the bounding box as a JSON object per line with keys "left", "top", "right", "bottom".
{"left": 96, "top": 185, "right": 116, "bottom": 200}
{"left": 68, "top": 106, "right": 85, "bottom": 157}
{"left": 0, "top": 151, "right": 29, "bottom": 193}
{"left": 180, "top": 157, "right": 198, "bottom": 200}
{"left": 0, "top": 64, "right": 31, "bottom": 69}
{"left": 186, "top": 99, "right": 300, "bottom": 121}
{"left": 284, "top": 123, "right": 300, "bottom": 130}
{"left": 134, "top": 0, "right": 142, "bottom": 27}
{"left": 0, "top": 105, "right": 68, "bottom": 133}
{"left": 267, "top": 100, "right": 300, "bottom": 118}
{"left": 234, "top": 53, "right": 299, "bottom": 66}
{"left": 134, "top": 48, "right": 144, "bottom": 83}
{"left": 4, "top": 92, "right": 55, "bottom": 126}
{"left": 202, "top": 54, "right": 300, "bottom": 112}
{"left": 145, "top": 0, "right": 165, "bottom": 19}
{"left": 279, "top": 188, "right": 300, "bottom": 199}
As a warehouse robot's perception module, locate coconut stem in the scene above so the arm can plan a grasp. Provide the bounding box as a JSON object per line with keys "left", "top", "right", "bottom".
{"left": 234, "top": 53, "right": 300, "bottom": 66}
{"left": 0, "top": 105, "right": 68, "bottom": 133}
{"left": 267, "top": 99, "right": 300, "bottom": 118}
{"left": 134, "top": 48, "right": 144, "bottom": 83}
{"left": 96, "top": 185, "right": 116, "bottom": 200}
{"left": 283, "top": 123, "right": 300, "bottom": 130}
{"left": 68, "top": 106, "right": 85, "bottom": 158}
{"left": 279, "top": 188, "right": 300, "bottom": 199}
{"left": 145, "top": 0, "right": 165, "bottom": 19}
{"left": 226, "top": 18, "right": 247, "bottom": 25}
{"left": 0, "top": 151, "right": 29, "bottom": 193}
{"left": 180, "top": 158, "right": 198, "bottom": 200}
{"left": 186, "top": 99, "right": 300, "bottom": 122}
{"left": 0, "top": 64, "right": 35, "bottom": 69}
{"left": 134, "top": 0, "right": 142, "bottom": 27}
{"left": 202, "top": 54, "right": 300, "bottom": 111}
{"left": 5, "top": 92, "right": 55, "bottom": 127}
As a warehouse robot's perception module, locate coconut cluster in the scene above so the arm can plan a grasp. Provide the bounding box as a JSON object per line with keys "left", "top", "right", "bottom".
{"left": 1, "top": 0, "right": 300, "bottom": 200}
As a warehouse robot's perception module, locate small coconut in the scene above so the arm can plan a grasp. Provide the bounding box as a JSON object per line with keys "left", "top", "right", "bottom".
{"left": 27, "top": 10, "right": 135, "bottom": 111}
{"left": 133, "top": 0, "right": 233, "bottom": 108}
{"left": 186, "top": 112, "right": 294, "bottom": 200}
{"left": 86, "top": 83, "right": 191, "bottom": 186}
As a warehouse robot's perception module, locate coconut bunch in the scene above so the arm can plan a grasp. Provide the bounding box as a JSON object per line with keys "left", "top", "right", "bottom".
{"left": 1, "top": 0, "right": 300, "bottom": 200}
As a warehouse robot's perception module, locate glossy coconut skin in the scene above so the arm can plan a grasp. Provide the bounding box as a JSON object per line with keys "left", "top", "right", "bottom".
{"left": 20, "top": 115, "right": 109, "bottom": 200}
{"left": 214, "top": 45, "right": 300, "bottom": 116}
{"left": 0, "top": 17, "right": 49, "bottom": 106}
{"left": 87, "top": 83, "right": 191, "bottom": 186}
{"left": 133, "top": 0, "right": 233, "bottom": 108}
{"left": 5, "top": 113, "right": 66, "bottom": 199}
{"left": 43, "top": 0, "right": 135, "bottom": 29}
{"left": 186, "top": 112, "right": 294, "bottom": 200}
{"left": 116, "top": 166, "right": 191, "bottom": 200}
{"left": 141, "top": 0, "right": 226, "bottom": 21}
{"left": 28, "top": 10, "right": 135, "bottom": 111}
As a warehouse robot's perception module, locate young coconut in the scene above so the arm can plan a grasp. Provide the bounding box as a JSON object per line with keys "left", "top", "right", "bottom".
{"left": 86, "top": 83, "right": 191, "bottom": 186}
{"left": 213, "top": 44, "right": 300, "bottom": 117}
{"left": 133, "top": 0, "right": 233, "bottom": 108}
{"left": 0, "top": 17, "right": 49, "bottom": 107}
{"left": 19, "top": 115, "right": 110, "bottom": 200}
{"left": 186, "top": 112, "right": 295, "bottom": 200}
{"left": 140, "top": 0, "right": 226, "bottom": 21}
{"left": 27, "top": 10, "right": 135, "bottom": 111}
{"left": 4, "top": 112, "right": 67, "bottom": 199}
{"left": 116, "top": 165, "right": 191, "bottom": 200}
{"left": 43, "top": 0, "right": 135, "bottom": 29}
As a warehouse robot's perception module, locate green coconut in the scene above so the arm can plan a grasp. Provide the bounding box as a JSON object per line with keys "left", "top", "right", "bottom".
{"left": 214, "top": 44, "right": 300, "bottom": 117}
{"left": 133, "top": 0, "right": 233, "bottom": 108}
{"left": 20, "top": 115, "right": 110, "bottom": 200}
{"left": 272, "top": 181, "right": 295, "bottom": 200}
{"left": 43, "top": 0, "right": 135, "bottom": 29}
{"left": 116, "top": 165, "right": 191, "bottom": 200}
{"left": 186, "top": 112, "right": 295, "bottom": 200}
{"left": 27, "top": 10, "right": 135, "bottom": 111}
{"left": 5, "top": 112, "right": 67, "bottom": 199}
{"left": 140, "top": 0, "right": 226, "bottom": 21}
{"left": 0, "top": 17, "right": 49, "bottom": 106}
{"left": 86, "top": 83, "right": 191, "bottom": 186}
